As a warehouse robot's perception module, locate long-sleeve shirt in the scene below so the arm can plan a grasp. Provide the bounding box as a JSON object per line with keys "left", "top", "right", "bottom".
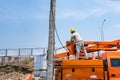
{"left": 70, "top": 32, "right": 83, "bottom": 43}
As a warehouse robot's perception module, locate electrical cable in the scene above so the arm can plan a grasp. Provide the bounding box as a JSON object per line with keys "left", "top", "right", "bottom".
{"left": 55, "top": 26, "right": 68, "bottom": 52}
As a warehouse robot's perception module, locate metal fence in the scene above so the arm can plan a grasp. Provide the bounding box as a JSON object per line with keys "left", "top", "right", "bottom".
{"left": 0, "top": 48, "right": 47, "bottom": 57}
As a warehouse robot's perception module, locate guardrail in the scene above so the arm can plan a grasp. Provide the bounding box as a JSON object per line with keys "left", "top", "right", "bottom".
{"left": 0, "top": 48, "right": 47, "bottom": 57}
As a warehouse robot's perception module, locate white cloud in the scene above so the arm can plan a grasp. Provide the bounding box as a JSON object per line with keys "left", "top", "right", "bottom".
{"left": 93, "top": 0, "right": 120, "bottom": 14}
{"left": 0, "top": 10, "right": 49, "bottom": 23}
{"left": 56, "top": 0, "right": 120, "bottom": 20}
{"left": 112, "top": 4, "right": 120, "bottom": 13}
{"left": 56, "top": 8, "right": 107, "bottom": 20}
{"left": 112, "top": 24, "right": 120, "bottom": 28}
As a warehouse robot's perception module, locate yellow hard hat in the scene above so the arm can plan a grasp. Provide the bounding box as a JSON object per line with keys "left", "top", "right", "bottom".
{"left": 70, "top": 28, "right": 75, "bottom": 33}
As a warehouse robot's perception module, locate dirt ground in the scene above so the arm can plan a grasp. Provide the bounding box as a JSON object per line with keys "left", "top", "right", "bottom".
{"left": 0, "top": 58, "right": 34, "bottom": 80}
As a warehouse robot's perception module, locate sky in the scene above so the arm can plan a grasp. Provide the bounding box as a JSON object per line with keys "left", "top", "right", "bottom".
{"left": 0, "top": 0, "right": 120, "bottom": 49}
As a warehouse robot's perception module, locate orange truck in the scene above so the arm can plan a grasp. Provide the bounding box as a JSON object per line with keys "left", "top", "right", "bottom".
{"left": 54, "top": 40, "right": 120, "bottom": 80}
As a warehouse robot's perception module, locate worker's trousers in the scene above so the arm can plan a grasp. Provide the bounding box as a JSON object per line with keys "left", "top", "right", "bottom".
{"left": 76, "top": 40, "right": 88, "bottom": 59}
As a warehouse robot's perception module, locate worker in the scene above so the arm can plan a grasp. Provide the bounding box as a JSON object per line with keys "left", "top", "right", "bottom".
{"left": 69, "top": 28, "right": 88, "bottom": 59}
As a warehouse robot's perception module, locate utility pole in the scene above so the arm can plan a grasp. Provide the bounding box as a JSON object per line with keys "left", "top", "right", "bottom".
{"left": 47, "top": 0, "right": 56, "bottom": 80}
{"left": 101, "top": 19, "right": 106, "bottom": 41}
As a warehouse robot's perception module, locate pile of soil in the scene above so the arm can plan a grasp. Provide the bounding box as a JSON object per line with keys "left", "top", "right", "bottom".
{"left": 0, "top": 58, "right": 34, "bottom": 80}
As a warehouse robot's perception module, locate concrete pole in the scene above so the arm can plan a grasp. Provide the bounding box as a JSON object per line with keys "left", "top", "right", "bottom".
{"left": 47, "top": 0, "right": 56, "bottom": 80}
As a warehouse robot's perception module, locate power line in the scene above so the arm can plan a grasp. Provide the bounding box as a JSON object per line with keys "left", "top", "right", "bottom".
{"left": 55, "top": 26, "right": 68, "bottom": 52}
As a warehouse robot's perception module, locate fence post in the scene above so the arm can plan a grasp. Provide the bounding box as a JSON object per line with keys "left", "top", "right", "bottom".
{"left": 5, "top": 49, "right": 7, "bottom": 57}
